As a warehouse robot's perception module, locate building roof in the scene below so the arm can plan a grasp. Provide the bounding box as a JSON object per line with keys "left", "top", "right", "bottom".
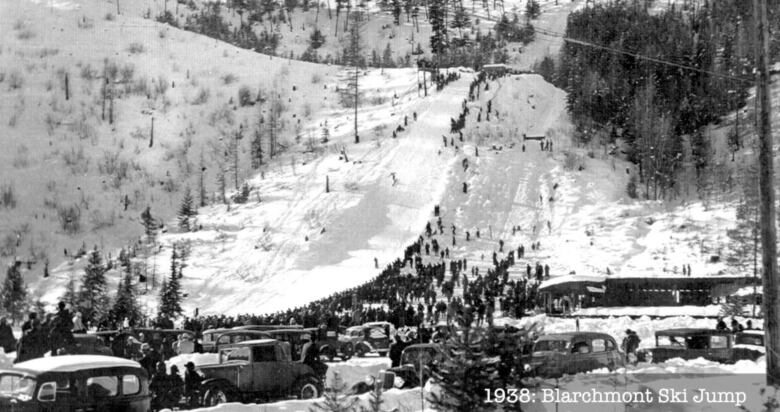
{"left": 655, "top": 328, "right": 731, "bottom": 336}
{"left": 13, "top": 355, "right": 140, "bottom": 373}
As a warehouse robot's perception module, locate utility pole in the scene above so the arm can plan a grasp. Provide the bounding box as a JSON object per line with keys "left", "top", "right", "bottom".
{"left": 754, "top": 0, "right": 779, "bottom": 385}
{"left": 352, "top": 8, "right": 360, "bottom": 144}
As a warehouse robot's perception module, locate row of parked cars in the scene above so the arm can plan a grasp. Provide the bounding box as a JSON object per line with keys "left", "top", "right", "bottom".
{"left": 378, "top": 327, "right": 768, "bottom": 391}
{"left": 0, "top": 326, "right": 766, "bottom": 410}
{"left": 201, "top": 321, "right": 398, "bottom": 361}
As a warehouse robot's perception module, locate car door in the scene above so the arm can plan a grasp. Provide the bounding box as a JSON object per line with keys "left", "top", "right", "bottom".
{"left": 251, "top": 345, "right": 282, "bottom": 396}
{"left": 707, "top": 335, "right": 732, "bottom": 363}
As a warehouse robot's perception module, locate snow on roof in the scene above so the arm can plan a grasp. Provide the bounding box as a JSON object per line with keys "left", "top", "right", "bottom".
{"left": 14, "top": 355, "right": 140, "bottom": 373}
{"left": 539, "top": 275, "right": 606, "bottom": 290}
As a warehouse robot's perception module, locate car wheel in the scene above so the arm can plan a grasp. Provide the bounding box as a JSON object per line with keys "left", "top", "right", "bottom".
{"left": 355, "top": 344, "right": 367, "bottom": 357}
{"left": 203, "top": 385, "right": 232, "bottom": 406}
{"left": 341, "top": 343, "right": 353, "bottom": 360}
{"left": 322, "top": 347, "right": 335, "bottom": 362}
{"left": 295, "top": 376, "right": 321, "bottom": 400}
{"left": 379, "top": 350, "right": 389, "bottom": 357}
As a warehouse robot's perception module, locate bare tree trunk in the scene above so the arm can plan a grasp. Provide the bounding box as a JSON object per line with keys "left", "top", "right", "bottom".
{"left": 149, "top": 117, "right": 154, "bottom": 148}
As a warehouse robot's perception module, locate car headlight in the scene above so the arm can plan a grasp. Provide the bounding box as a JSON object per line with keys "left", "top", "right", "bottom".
{"left": 523, "top": 364, "right": 532, "bottom": 373}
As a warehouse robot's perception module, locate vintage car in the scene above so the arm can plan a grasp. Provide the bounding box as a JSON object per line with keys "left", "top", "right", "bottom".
{"left": 202, "top": 328, "right": 233, "bottom": 353}
{"left": 383, "top": 343, "right": 444, "bottom": 389}
{"left": 342, "top": 324, "right": 392, "bottom": 357}
{"left": 0, "top": 355, "right": 151, "bottom": 411}
{"left": 264, "top": 328, "right": 323, "bottom": 362}
{"left": 69, "top": 333, "right": 114, "bottom": 356}
{"left": 735, "top": 330, "right": 765, "bottom": 352}
{"left": 214, "top": 330, "right": 272, "bottom": 351}
{"left": 306, "top": 327, "right": 354, "bottom": 362}
{"left": 637, "top": 328, "right": 764, "bottom": 364}
{"left": 523, "top": 332, "right": 624, "bottom": 378}
{"left": 196, "top": 339, "right": 325, "bottom": 406}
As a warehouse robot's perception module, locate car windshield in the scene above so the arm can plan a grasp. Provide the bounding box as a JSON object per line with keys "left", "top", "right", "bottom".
{"left": 533, "top": 339, "right": 569, "bottom": 353}
{"left": 736, "top": 334, "right": 764, "bottom": 346}
{"left": 220, "top": 346, "right": 250, "bottom": 362}
{"left": 347, "top": 328, "right": 363, "bottom": 337}
{"left": 0, "top": 374, "right": 36, "bottom": 401}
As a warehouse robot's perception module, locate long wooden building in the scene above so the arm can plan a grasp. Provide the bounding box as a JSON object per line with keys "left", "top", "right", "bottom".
{"left": 538, "top": 275, "right": 758, "bottom": 313}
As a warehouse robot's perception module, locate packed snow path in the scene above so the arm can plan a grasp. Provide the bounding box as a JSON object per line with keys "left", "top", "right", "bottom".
{"left": 143, "top": 74, "right": 474, "bottom": 315}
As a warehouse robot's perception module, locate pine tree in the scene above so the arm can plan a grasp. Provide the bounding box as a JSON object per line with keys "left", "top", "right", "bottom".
{"left": 428, "top": 325, "right": 501, "bottom": 411}
{"left": 392, "top": 0, "right": 401, "bottom": 25}
{"left": 78, "top": 247, "right": 110, "bottom": 324}
{"left": 111, "top": 266, "right": 141, "bottom": 327}
{"left": 178, "top": 186, "right": 196, "bottom": 231}
{"left": 525, "top": 0, "right": 540, "bottom": 19}
{"left": 321, "top": 121, "right": 330, "bottom": 143}
{"left": 251, "top": 110, "right": 265, "bottom": 169}
{"left": 61, "top": 277, "right": 78, "bottom": 308}
{"left": 158, "top": 248, "right": 183, "bottom": 321}
{"left": 1, "top": 262, "right": 27, "bottom": 325}
{"left": 450, "top": 1, "right": 470, "bottom": 38}
{"left": 310, "top": 371, "right": 358, "bottom": 411}
{"left": 382, "top": 43, "right": 395, "bottom": 68}
{"left": 140, "top": 206, "right": 157, "bottom": 243}
{"left": 428, "top": 0, "right": 448, "bottom": 63}
{"left": 310, "top": 27, "right": 326, "bottom": 49}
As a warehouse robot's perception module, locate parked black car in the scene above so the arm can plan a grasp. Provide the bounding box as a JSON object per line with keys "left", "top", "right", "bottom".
{"left": 0, "top": 355, "right": 151, "bottom": 411}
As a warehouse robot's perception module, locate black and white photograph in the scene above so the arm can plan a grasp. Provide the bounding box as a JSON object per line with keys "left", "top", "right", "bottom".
{"left": 0, "top": 0, "right": 779, "bottom": 410}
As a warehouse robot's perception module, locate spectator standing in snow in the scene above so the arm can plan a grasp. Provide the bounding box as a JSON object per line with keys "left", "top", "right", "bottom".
{"left": 72, "top": 312, "right": 86, "bottom": 333}
{"left": 0, "top": 317, "right": 15, "bottom": 354}
{"left": 621, "top": 329, "right": 641, "bottom": 363}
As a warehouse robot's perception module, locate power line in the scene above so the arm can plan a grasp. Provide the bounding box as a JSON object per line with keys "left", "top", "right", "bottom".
{"left": 466, "top": 12, "right": 753, "bottom": 83}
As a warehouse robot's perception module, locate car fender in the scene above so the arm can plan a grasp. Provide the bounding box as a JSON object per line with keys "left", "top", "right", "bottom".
{"left": 200, "top": 377, "right": 235, "bottom": 390}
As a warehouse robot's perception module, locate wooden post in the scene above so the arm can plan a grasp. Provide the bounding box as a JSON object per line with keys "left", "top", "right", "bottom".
{"left": 64, "top": 72, "right": 70, "bottom": 100}
{"left": 326, "top": 175, "right": 330, "bottom": 193}
{"left": 149, "top": 117, "right": 154, "bottom": 148}
{"left": 754, "top": 0, "right": 779, "bottom": 385}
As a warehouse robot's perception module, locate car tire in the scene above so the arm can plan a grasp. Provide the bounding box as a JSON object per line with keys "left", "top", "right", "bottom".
{"left": 203, "top": 384, "right": 233, "bottom": 407}
{"left": 341, "top": 343, "right": 353, "bottom": 361}
{"left": 295, "top": 376, "right": 322, "bottom": 400}
{"left": 323, "top": 346, "right": 335, "bottom": 362}
{"left": 355, "top": 344, "right": 367, "bottom": 357}
{"left": 379, "top": 350, "right": 389, "bottom": 357}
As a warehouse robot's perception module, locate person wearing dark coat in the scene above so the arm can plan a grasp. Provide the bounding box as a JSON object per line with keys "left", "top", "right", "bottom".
{"left": 139, "top": 344, "right": 161, "bottom": 378}
{"left": 49, "top": 301, "right": 75, "bottom": 355}
{"left": 15, "top": 319, "right": 45, "bottom": 363}
{"left": 389, "top": 335, "right": 407, "bottom": 368}
{"left": 716, "top": 317, "right": 728, "bottom": 331}
{"left": 621, "top": 329, "right": 641, "bottom": 363}
{"left": 184, "top": 361, "right": 203, "bottom": 408}
{"left": 149, "top": 362, "right": 171, "bottom": 411}
{"left": 0, "top": 317, "right": 16, "bottom": 354}
{"left": 21, "top": 312, "right": 37, "bottom": 335}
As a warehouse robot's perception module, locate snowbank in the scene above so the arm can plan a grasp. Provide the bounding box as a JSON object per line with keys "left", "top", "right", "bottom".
{"left": 163, "top": 386, "right": 431, "bottom": 412}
